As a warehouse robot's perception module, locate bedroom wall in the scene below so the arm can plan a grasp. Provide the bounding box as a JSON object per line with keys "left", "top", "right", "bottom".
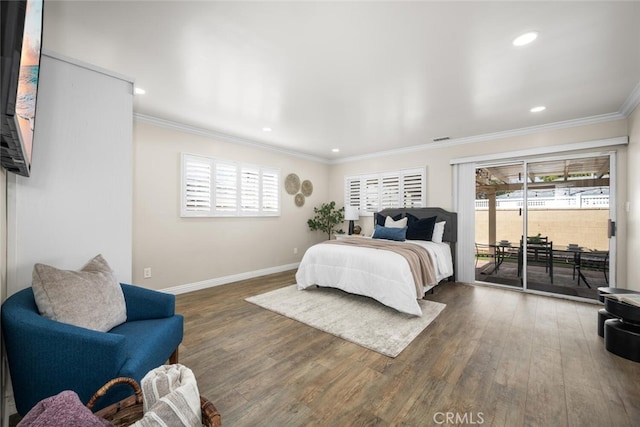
{"left": 627, "top": 105, "right": 640, "bottom": 291}
{"left": 6, "top": 53, "right": 133, "bottom": 295}
{"left": 132, "top": 121, "right": 330, "bottom": 291}
{"left": 2, "top": 53, "right": 133, "bottom": 421}
{"left": 328, "top": 119, "right": 630, "bottom": 286}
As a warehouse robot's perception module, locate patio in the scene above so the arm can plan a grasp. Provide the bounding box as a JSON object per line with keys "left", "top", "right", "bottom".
{"left": 475, "top": 156, "right": 611, "bottom": 300}
{"left": 475, "top": 251, "right": 607, "bottom": 300}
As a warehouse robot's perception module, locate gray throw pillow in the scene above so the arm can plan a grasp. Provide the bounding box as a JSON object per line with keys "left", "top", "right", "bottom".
{"left": 32, "top": 254, "right": 127, "bottom": 332}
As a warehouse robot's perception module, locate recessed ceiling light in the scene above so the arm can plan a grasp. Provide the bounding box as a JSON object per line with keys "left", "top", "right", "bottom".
{"left": 262, "top": 127, "right": 272, "bottom": 132}
{"left": 513, "top": 31, "right": 538, "bottom": 47}
{"left": 530, "top": 106, "right": 546, "bottom": 113}
{"left": 134, "top": 87, "right": 146, "bottom": 95}
{"left": 332, "top": 148, "right": 340, "bottom": 153}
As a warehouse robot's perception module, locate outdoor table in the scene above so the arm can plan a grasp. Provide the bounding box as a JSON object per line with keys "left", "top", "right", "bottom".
{"left": 488, "top": 242, "right": 512, "bottom": 273}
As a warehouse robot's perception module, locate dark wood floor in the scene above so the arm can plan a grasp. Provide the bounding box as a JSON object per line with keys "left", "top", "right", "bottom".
{"left": 176, "top": 271, "right": 640, "bottom": 427}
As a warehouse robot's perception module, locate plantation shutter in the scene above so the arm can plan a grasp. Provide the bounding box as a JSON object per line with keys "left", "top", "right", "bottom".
{"left": 182, "top": 154, "right": 212, "bottom": 216}
{"left": 344, "top": 167, "right": 426, "bottom": 214}
{"left": 380, "top": 174, "right": 400, "bottom": 209}
{"left": 240, "top": 166, "right": 260, "bottom": 214}
{"left": 345, "top": 177, "right": 361, "bottom": 209}
{"left": 402, "top": 169, "right": 424, "bottom": 208}
{"left": 262, "top": 168, "right": 280, "bottom": 215}
{"left": 181, "top": 153, "right": 281, "bottom": 217}
{"left": 364, "top": 176, "right": 380, "bottom": 213}
{"left": 214, "top": 162, "right": 237, "bottom": 214}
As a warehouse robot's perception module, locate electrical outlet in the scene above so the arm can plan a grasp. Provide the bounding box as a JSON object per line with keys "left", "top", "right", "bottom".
{"left": 293, "top": 247, "right": 298, "bottom": 254}
{"left": 143, "top": 267, "right": 152, "bottom": 279}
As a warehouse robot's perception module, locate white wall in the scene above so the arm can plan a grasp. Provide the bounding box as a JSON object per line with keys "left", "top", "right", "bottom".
{"left": 132, "top": 117, "right": 633, "bottom": 292}
{"left": 133, "top": 120, "right": 330, "bottom": 291}
{"left": 329, "top": 119, "right": 630, "bottom": 287}
{"left": 627, "top": 105, "right": 640, "bottom": 291}
{"left": 6, "top": 53, "right": 133, "bottom": 295}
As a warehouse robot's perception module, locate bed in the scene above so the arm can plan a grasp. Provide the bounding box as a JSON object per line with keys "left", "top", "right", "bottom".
{"left": 296, "top": 208, "right": 457, "bottom": 316}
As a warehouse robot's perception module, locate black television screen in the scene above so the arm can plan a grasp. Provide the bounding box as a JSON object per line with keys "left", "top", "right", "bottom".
{"left": 1, "top": 0, "right": 43, "bottom": 177}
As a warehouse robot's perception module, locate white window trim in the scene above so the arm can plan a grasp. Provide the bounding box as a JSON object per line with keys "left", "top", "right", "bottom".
{"left": 345, "top": 167, "right": 426, "bottom": 215}
{"left": 181, "top": 153, "right": 281, "bottom": 217}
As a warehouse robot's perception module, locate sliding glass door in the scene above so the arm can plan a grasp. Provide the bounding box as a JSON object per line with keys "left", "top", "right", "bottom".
{"left": 524, "top": 156, "right": 611, "bottom": 299}
{"left": 475, "top": 163, "right": 524, "bottom": 288}
{"left": 475, "top": 153, "right": 614, "bottom": 300}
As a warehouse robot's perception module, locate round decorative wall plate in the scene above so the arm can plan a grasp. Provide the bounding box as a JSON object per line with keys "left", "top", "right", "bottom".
{"left": 301, "top": 179, "right": 313, "bottom": 197}
{"left": 294, "top": 193, "right": 305, "bottom": 207}
{"left": 285, "top": 173, "right": 301, "bottom": 195}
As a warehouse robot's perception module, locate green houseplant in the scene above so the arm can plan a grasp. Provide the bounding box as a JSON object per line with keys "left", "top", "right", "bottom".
{"left": 307, "top": 201, "right": 345, "bottom": 239}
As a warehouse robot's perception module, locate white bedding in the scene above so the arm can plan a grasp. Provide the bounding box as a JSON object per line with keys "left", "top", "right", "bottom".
{"left": 295, "top": 238, "right": 453, "bottom": 316}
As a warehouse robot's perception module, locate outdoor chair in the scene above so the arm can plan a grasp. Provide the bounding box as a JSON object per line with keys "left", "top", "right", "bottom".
{"left": 475, "top": 243, "right": 491, "bottom": 268}
{"left": 517, "top": 236, "right": 554, "bottom": 283}
{"left": 577, "top": 250, "right": 610, "bottom": 284}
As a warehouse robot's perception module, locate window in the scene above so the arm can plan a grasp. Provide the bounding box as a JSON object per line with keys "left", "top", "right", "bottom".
{"left": 345, "top": 167, "right": 426, "bottom": 214}
{"left": 181, "top": 153, "right": 280, "bottom": 217}
{"left": 183, "top": 155, "right": 212, "bottom": 214}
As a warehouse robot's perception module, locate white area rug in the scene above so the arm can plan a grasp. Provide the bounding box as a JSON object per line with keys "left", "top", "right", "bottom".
{"left": 245, "top": 285, "right": 446, "bottom": 357}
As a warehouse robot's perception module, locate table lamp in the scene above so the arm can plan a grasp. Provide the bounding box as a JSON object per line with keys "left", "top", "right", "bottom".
{"left": 344, "top": 206, "right": 359, "bottom": 235}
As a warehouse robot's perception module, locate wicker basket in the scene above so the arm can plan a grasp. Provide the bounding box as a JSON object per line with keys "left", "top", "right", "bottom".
{"left": 87, "top": 377, "right": 221, "bottom": 427}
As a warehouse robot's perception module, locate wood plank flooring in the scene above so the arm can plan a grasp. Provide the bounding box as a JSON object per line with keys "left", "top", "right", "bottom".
{"left": 176, "top": 271, "right": 640, "bottom": 426}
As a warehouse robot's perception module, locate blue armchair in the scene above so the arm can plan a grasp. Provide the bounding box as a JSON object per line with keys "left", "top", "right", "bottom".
{"left": 1, "top": 283, "right": 184, "bottom": 415}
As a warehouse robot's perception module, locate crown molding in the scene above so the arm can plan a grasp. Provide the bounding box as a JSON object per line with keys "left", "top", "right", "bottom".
{"left": 330, "top": 111, "right": 625, "bottom": 164}
{"left": 135, "top": 107, "right": 631, "bottom": 166}
{"left": 620, "top": 80, "right": 640, "bottom": 117}
{"left": 133, "top": 113, "right": 330, "bottom": 164}
{"left": 449, "top": 136, "right": 628, "bottom": 165}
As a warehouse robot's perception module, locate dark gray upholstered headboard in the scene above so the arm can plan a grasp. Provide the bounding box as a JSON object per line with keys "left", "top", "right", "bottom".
{"left": 377, "top": 207, "right": 458, "bottom": 281}
{"left": 376, "top": 207, "right": 457, "bottom": 243}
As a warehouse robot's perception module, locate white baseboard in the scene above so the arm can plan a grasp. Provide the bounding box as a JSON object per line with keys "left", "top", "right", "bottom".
{"left": 161, "top": 263, "right": 300, "bottom": 295}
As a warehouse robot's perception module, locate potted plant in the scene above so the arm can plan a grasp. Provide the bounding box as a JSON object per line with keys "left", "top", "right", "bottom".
{"left": 307, "top": 201, "right": 345, "bottom": 239}
{"left": 528, "top": 233, "right": 543, "bottom": 243}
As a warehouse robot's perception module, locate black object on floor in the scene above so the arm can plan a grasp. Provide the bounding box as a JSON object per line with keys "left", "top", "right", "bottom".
{"left": 598, "top": 287, "right": 640, "bottom": 362}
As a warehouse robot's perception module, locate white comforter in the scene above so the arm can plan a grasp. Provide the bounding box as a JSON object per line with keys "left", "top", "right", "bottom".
{"left": 295, "top": 238, "right": 453, "bottom": 316}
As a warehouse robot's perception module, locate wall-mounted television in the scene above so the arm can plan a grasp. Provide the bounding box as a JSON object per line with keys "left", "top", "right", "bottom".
{"left": 1, "top": 0, "right": 43, "bottom": 177}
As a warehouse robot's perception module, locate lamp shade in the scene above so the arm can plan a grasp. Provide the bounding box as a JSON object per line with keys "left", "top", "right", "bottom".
{"left": 344, "top": 206, "right": 359, "bottom": 221}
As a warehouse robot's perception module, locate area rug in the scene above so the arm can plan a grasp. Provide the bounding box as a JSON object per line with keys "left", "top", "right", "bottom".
{"left": 245, "top": 285, "right": 446, "bottom": 357}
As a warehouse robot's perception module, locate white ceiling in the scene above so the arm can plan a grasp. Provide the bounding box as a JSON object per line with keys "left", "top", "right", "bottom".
{"left": 42, "top": 1, "right": 640, "bottom": 161}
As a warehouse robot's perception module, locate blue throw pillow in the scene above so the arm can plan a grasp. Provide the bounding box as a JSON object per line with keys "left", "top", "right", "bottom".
{"left": 406, "top": 214, "right": 437, "bottom": 241}
{"left": 372, "top": 225, "right": 407, "bottom": 242}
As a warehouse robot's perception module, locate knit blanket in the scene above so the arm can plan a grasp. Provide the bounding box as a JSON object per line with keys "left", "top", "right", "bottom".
{"left": 132, "top": 364, "right": 202, "bottom": 427}
{"left": 17, "top": 390, "right": 112, "bottom": 427}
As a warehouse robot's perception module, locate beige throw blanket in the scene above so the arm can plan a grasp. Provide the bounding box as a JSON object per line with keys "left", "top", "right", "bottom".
{"left": 323, "top": 238, "right": 437, "bottom": 297}
{"left": 132, "top": 364, "right": 202, "bottom": 427}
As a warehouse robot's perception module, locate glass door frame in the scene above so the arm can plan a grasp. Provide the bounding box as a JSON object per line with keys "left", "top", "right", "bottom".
{"left": 474, "top": 150, "right": 616, "bottom": 296}
{"left": 474, "top": 160, "right": 525, "bottom": 289}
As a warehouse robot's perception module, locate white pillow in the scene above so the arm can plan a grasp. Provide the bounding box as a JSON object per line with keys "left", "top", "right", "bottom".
{"left": 384, "top": 215, "right": 408, "bottom": 228}
{"left": 432, "top": 221, "right": 446, "bottom": 243}
{"left": 32, "top": 254, "right": 127, "bottom": 332}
